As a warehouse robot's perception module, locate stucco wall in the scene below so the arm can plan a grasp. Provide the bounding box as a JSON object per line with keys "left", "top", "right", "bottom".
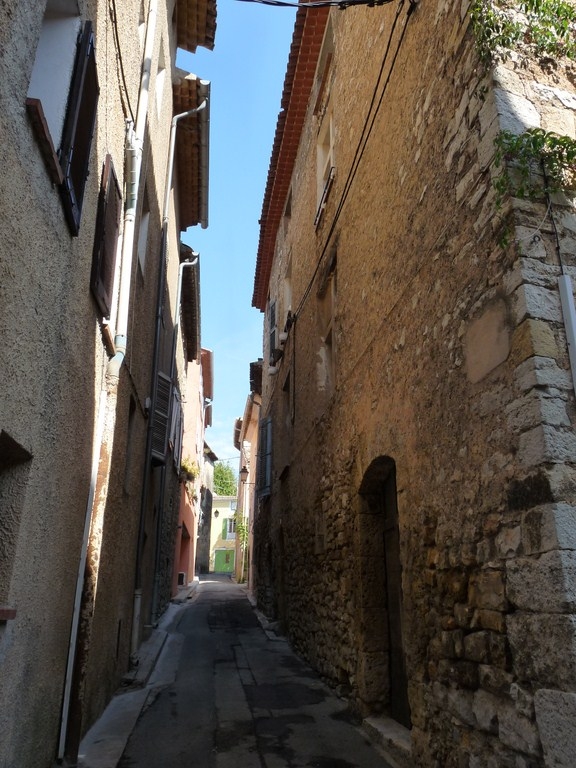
{"left": 0, "top": 0, "right": 201, "bottom": 764}
{"left": 256, "top": 2, "right": 576, "bottom": 766}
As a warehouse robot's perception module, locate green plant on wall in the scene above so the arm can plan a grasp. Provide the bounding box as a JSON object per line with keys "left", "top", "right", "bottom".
{"left": 180, "top": 455, "right": 200, "bottom": 480}
{"left": 493, "top": 127, "right": 576, "bottom": 204}
{"left": 234, "top": 512, "right": 249, "bottom": 551}
{"left": 470, "top": 0, "right": 576, "bottom": 64}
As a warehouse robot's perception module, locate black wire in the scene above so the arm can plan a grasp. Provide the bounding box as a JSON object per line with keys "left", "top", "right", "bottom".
{"left": 109, "top": 0, "right": 135, "bottom": 123}
{"left": 236, "top": 0, "right": 393, "bottom": 8}
{"left": 294, "top": 0, "right": 413, "bottom": 318}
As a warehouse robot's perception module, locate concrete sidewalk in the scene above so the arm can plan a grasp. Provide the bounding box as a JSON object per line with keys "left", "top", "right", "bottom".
{"left": 78, "top": 581, "right": 199, "bottom": 768}
{"left": 78, "top": 578, "right": 411, "bottom": 768}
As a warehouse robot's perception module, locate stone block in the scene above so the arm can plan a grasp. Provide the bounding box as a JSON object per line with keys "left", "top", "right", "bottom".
{"left": 510, "top": 683, "right": 534, "bottom": 719}
{"left": 495, "top": 526, "right": 522, "bottom": 558}
{"left": 479, "top": 664, "right": 514, "bottom": 696}
{"left": 510, "top": 319, "right": 558, "bottom": 366}
{"left": 468, "top": 570, "right": 508, "bottom": 611}
{"left": 518, "top": 425, "right": 576, "bottom": 468}
{"left": 479, "top": 87, "right": 499, "bottom": 138}
{"left": 437, "top": 659, "right": 479, "bottom": 690}
{"left": 512, "top": 283, "right": 562, "bottom": 325}
{"left": 540, "top": 105, "right": 575, "bottom": 138}
{"left": 454, "top": 602, "right": 475, "bottom": 629}
{"left": 508, "top": 613, "right": 576, "bottom": 688}
{"left": 506, "top": 550, "right": 576, "bottom": 613}
{"left": 487, "top": 632, "right": 509, "bottom": 669}
{"left": 471, "top": 609, "right": 505, "bottom": 633}
{"left": 534, "top": 688, "right": 576, "bottom": 768}
{"left": 530, "top": 82, "right": 576, "bottom": 111}
{"left": 494, "top": 88, "right": 541, "bottom": 134}
{"left": 499, "top": 702, "right": 541, "bottom": 755}
{"left": 446, "top": 685, "right": 475, "bottom": 726}
{"left": 472, "top": 689, "right": 499, "bottom": 733}
{"left": 522, "top": 503, "right": 576, "bottom": 555}
{"left": 464, "top": 300, "right": 511, "bottom": 383}
{"left": 464, "top": 631, "right": 489, "bottom": 663}
{"left": 514, "top": 228, "right": 549, "bottom": 261}
{"left": 513, "top": 356, "right": 572, "bottom": 393}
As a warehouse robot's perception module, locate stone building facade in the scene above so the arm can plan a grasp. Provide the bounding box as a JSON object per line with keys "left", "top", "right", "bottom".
{"left": 0, "top": 1, "right": 215, "bottom": 766}
{"left": 253, "top": 2, "right": 576, "bottom": 766}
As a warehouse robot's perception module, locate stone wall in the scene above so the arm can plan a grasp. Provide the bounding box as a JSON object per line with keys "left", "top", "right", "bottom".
{"left": 256, "top": 1, "right": 576, "bottom": 766}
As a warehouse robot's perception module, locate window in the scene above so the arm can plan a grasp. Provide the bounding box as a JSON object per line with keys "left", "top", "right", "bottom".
{"left": 137, "top": 190, "right": 150, "bottom": 275}
{"left": 258, "top": 417, "right": 272, "bottom": 498}
{"left": 169, "top": 388, "right": 183, "bottom": 469}
{"left": 268, "top": 299, "right": 282, "bottom": 366}
{"left": 283, "top": 254, "right": 293, "bottom": 321}
{"left": 223, "top": 518, "right": 236, "bottom": 540}
{"left": 90, "top": 155, "right": 121, "bottom": 318}
{"left": 313, "top": 18, "right": 335, "bottom": 228}
{"left": 313, "top": 17, "right": 334, "bottom": 116}
{"left": 315, "top": 110, "right": 335, "bottom": 227}
{"left": 151, "top": 372, "right": 172, "bottom": 465}
{"left": 27, "top": 7, "right": 99, "bottom": 235}
{"left": 317, "top": 251, "right": 337, "bottom": 394}
{"left": 0, "top": 431, "right": 32, "bottom": 609}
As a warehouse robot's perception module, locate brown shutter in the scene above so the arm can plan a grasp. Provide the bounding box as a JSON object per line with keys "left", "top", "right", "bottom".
{"left": 257, "top": 417, "right": 272, "bottom": 498}
{"left": 59, "top": 21, "right": 99, "bottom": 236}
{"left": 90, "top": 155, "right": 121, "bottom": 318}
{"left": 151, "top": 372, "right": 172, "bottom": 465}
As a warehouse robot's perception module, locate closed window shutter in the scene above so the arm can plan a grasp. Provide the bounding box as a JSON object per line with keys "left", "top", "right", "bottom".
{"left": 169, "top": 389, "right": 183, "bottom": 468}
{"left": 59, "top": 21, "right": 99, "bottom": 235}
{"left": 90, "top": 155, "right": 121, "bottom": 317}
{"left": 269, "top": 301, "right": 277, "bottom": 363}
{"left": 151, "top": 372, "right": 172, "bottom": 465}
{"left": 257, "top": 417, "right": 272, "bottom": 498}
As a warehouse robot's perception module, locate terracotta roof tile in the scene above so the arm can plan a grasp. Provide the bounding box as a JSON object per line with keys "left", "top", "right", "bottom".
{"left": 172, "top": 71, "right": 209, "bottom": 231}
{"left": 252, "top": 6, "right": 329, "bottom": 310}
{"left": 176, "top": 0, "right": 217, "bottom": 52}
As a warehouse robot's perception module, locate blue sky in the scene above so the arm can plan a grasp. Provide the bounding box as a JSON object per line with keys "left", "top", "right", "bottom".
{"left": 178, "top": 1, "right": 296, "bottom": 467}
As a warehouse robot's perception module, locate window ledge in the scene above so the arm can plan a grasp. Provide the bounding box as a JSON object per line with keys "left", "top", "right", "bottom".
{"left": 26, "top": 98, "right": 64, "bottom": 186}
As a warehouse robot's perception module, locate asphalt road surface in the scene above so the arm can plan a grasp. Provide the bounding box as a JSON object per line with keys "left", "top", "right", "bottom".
{"left": 118, "top": 575, "right": 393, "bottom": 768}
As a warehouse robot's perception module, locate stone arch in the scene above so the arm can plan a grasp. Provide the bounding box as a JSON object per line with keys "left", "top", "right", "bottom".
{"left": 355, "top": 455, "right": 411, "bottom": 728}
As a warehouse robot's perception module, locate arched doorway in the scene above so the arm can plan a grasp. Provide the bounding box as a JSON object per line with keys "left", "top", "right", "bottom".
{"left": 357, "top": 456, "right": 411, "bottom": 728}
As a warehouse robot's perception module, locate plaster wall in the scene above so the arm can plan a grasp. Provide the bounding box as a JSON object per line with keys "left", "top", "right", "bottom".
{"left": 0, "top": 0, "right": 197, "bottom": 763}
{"left": 257, "top": 2, "right": 576, "bottom": 766}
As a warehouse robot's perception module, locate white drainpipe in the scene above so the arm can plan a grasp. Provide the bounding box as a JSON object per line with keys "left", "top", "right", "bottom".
{"left": 559, "top": 274, "right": 576, "bottom": 397}
{"left": 110, "top": 0, "right": 157, "bottom": 374}
{"left": 57, "top": 1, "right": 158, "bottom": 760}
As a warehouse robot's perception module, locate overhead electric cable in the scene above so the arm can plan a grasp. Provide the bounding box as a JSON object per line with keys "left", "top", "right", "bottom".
{"left": 109, "top": 0, "right": 136, "bottom": 122}
{"left": 237, "top": 0, "right": 393, "bottom": 8}
{"left": 294, "top": 0, "right": 414, "bottom": 319}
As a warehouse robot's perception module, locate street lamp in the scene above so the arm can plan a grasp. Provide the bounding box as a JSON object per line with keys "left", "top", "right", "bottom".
{"left": 239, "top": 465, "right": 249, "bottom": 484}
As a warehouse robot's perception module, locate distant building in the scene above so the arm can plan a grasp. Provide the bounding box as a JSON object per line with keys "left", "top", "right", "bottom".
{"left": 210, "top": 496, "right": 238, "bottom": 574}
{"left": 0, "top": 1, "right": 216, "bottom": 765}
{"left": 252, "top": 3, "right": 576, "bottom": 767}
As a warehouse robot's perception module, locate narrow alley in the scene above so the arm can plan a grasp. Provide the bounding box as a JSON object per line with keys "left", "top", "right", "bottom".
{"left": 79, "top": 575, "right": 395, "bottom": 768}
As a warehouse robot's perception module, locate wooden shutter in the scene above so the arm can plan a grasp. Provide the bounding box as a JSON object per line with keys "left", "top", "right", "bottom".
{"left": 269, "top": 301, "right": 277, "bottom": 364}
{"left": 257, "top": 417, "right": 272, "bottom": 498}
{"left": 151, "top": 372, "right": 172, "bottom": 465}
{"left": 169, "top": 388, "right": 183, "bottom": 468}
{"left": 59, "top": 20, "right": 99, "bottom": 235}
{"left": 90, "top": 155, "right": 121, "bottom": 317}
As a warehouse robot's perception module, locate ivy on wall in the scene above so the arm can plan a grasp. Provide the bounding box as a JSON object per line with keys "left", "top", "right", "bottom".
{"left": 468, "top": 1, "right": 576, "bottom": 205}
{"left": 470, "top": 0, "right": 576, "bottom": 64}
{"left": 494, "top": 128, "right": 576, "bottom": 203}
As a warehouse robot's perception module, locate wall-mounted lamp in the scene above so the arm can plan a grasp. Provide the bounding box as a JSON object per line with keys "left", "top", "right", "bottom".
{"left": 239, "top": 465, "right": 249, "bottom": 484}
